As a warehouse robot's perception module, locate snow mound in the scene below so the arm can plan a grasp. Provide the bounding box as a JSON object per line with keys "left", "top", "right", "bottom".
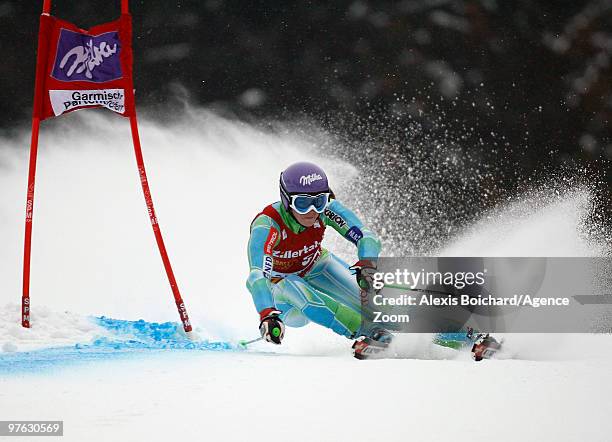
{"left": 0, "top": 313, "right": 235, "bottom": 374}
{"left": 0, "top": 303, "right": 107, "bottom": 353}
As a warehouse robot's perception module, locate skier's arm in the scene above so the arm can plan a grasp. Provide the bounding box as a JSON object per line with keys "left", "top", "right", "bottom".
{"left": 246, "top": 214, "right": 281, "bottom": 315}
{"left": 322, "top": 199, "right": 381, "bottom": 259}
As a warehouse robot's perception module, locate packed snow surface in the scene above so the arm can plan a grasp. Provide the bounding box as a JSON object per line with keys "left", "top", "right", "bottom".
{"left": 0, "top": 111, "right": 610, "bottom": 441}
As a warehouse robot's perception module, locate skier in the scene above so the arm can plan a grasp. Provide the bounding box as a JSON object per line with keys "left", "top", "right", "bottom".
{"left": 246, "top": 161, "right": 391, "bottom": 358}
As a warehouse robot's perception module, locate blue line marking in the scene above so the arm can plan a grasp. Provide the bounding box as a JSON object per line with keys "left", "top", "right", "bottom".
{"left": 0, "top": 316, "right": 234, "bottom": 374}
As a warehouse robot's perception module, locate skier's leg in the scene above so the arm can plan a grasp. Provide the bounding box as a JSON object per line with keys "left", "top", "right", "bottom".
{"left": 303, "top": 252, "right": 362, "bottom": 314}
{"left": 304, "top": 252, "right": 389, "bottom": 340}
{"left": 434, "top": 329, "right": 502, "bottom": 360}
{"left": 272, "top": 274, "right": 361, "bottom": 338}
{"left": 434, "top": 332, "right": 473, "bottom": 350}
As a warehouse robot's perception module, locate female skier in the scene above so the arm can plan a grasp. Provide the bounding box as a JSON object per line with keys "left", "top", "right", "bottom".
{"left": 246, "top": 161, "right": 391, "bottom": 358}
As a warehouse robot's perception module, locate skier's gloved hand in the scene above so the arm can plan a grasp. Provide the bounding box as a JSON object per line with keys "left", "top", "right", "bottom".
{"left": 350, "top": 259, "right": 378, "bottom": 291}
{"left": 259, "top": 308, "right": 285, "bottom": 345}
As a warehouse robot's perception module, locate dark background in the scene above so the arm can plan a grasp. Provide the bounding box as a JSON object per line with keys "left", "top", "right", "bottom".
{"left": 1, "top": 0, "right": 610, "bottom": 242}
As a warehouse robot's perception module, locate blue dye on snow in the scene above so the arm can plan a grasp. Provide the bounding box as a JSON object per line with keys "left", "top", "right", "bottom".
{"left": 0, "top": 317, "right": 234, "bottom": 374}
{"left": 0, "top": 346, "right": 144, "bottom": 374}
{"left": 91, "top": 317, "right": 232, "bottom": 351}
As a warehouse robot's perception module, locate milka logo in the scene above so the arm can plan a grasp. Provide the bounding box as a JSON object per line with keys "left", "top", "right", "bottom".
{"left": 52, "top": 29, "right": 122, "bottom": 83}
{"left": 60, "top": 39, "right": 117, "bottom": 79}
{"left": 299, "top": 173, "right": 323, "bottom": 186}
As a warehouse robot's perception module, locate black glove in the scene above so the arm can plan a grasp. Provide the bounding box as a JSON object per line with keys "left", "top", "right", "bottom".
{"left": 350, "top": 259, "right": 378, "bottom": 291}
{"left": 259, "top": 309, "right": 285, "bottom": 345}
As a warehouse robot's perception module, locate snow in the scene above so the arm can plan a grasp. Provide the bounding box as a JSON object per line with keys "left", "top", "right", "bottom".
{"left": 2, "top": 349, "right": 611, "bottom": 442}
{"left": 0, "top": 110, "right": 611, "bottom": 441}
{"left": 0, "top": 304, "right": 109, "bottom": 353}
{"left": 440, "top": 189, "right": 608, "bottom": 257}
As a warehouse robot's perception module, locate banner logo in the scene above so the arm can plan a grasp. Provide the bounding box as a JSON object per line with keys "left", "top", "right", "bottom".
{"left": 49, "top": 89, "right": 125, "bottom": 116}
{"left": 52, "top": 29, "right": 122, "bottom": 82}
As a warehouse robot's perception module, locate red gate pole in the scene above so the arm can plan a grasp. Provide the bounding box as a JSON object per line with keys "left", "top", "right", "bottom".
{"left": 127, "top": 114, "right": 193, "bottom": 333}
{"left": 22, "top": 0, "right": 53, "bottom": 328}
{"left": 21, "top": 118, "right": 40, "bottom": 328}
{"left": 121, "top": 0, "right": 192, "bottom": 333}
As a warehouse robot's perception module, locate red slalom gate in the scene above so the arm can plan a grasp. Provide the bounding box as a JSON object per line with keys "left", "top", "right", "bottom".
{"left": 21, "top": 0, "right": 192, "bottom": 333}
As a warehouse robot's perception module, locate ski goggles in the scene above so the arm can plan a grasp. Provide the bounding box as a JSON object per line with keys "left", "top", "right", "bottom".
{"left": 288, "top": 192, "right": 330, "bottom": 214}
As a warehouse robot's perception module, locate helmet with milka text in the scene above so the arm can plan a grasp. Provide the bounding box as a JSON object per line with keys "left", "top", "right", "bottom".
{"left": 279, "top": 162, "right": 331, "bottom": 211}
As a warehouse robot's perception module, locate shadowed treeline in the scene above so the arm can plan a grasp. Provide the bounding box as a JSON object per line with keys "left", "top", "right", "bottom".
{"left": 1, "top": 1, "right": 610, "bottom": 217}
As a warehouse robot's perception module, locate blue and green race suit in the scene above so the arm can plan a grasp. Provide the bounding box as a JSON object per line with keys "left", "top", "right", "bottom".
{"left": 246, "top": 200, "right": 381, "bottom": 338}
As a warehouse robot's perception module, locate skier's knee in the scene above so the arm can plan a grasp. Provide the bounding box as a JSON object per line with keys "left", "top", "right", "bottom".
{"left": 280, "top": 308, "right": 310, "bottom": 328}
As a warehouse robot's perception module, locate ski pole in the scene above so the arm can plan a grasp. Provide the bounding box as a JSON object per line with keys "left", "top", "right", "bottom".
{"left": 238, "top": 337, "right": 263, "bottom": 348}
{"left": 383, "top": 283, "right": 455, "bottom": 297}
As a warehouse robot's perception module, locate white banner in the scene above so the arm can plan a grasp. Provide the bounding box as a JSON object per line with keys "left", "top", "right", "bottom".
{"left": 49, "top": 89, "right": 125, "bottom": 116}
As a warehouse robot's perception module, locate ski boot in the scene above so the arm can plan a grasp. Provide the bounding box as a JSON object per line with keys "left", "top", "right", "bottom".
{"left": 352, "top": 328, "right": 393, "bottom": 360}
{"left": 468, "top": 328, "right": 502, "bottom": 361}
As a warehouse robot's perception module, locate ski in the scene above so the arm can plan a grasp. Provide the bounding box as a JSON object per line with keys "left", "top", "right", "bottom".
{"left": 352, "top": 336, "right": 390, "bottom": 360}
{"left": 352, "top": 331, "right": 503, "bottom": 361}
{"left": 470, "top": 334, "right": 503, "bottom": 361}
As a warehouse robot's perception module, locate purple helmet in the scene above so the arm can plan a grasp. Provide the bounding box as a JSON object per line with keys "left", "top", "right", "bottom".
{"left": 280, "top": 162, "right": 330, "bottom": 210}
